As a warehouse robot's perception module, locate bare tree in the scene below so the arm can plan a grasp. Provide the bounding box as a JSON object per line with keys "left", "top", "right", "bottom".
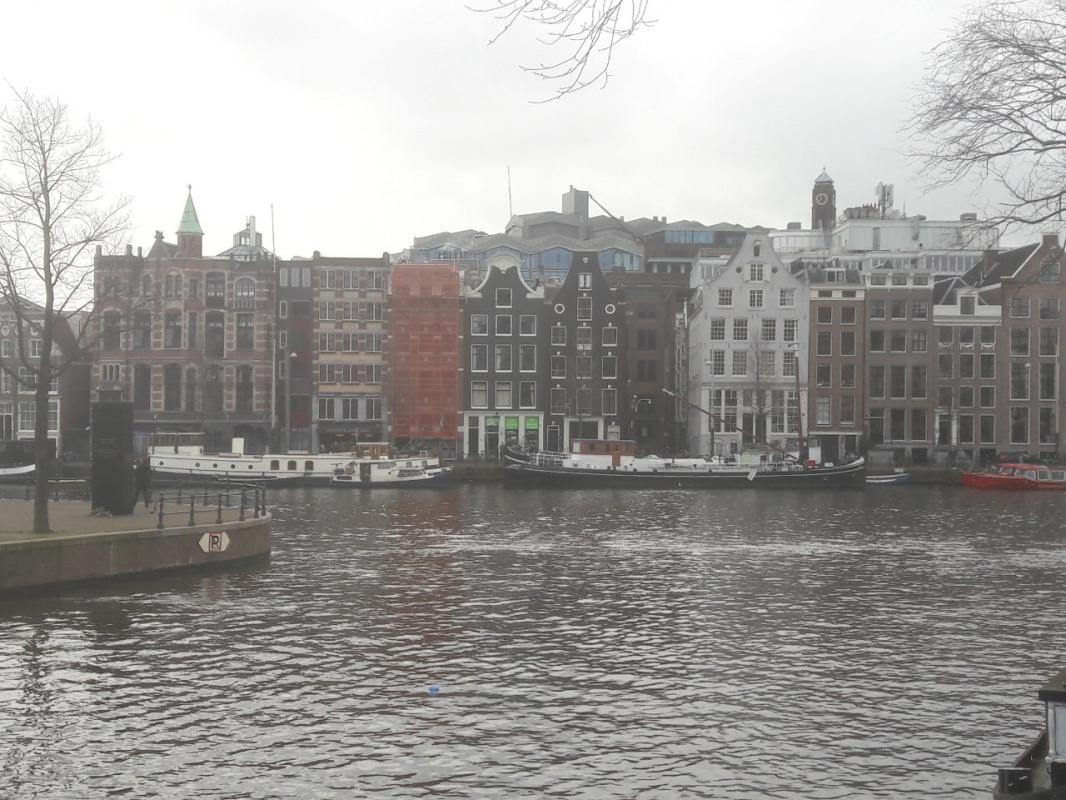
{"left": 0, "top": 89, "right": 128, "bottom": 533}
{"left": 474, "top": 0, "right": 653, "bottom": 101}
{"left": 910, "top": 0, "right": 1066, "bottom": 233}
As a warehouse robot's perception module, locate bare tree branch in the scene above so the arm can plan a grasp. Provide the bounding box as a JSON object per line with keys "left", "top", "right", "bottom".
{"left": 909, "top": 0, "right": 1066, "bottom": 235}
{"left": 472, "top": 0, "right": 653, "bottom": 101}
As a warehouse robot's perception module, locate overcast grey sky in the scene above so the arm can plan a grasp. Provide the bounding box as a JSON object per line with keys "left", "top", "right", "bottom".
{"left": 2, "top": 0, "right": 1003, "bottom": 258}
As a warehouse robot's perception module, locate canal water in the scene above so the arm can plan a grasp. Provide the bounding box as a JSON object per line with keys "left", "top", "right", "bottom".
{"left": 1, "top": 485, "right": 1065, "bottom": 799}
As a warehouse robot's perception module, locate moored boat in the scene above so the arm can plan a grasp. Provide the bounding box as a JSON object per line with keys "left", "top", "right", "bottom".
{"left": 993, "top": 667, "right": 1066, "bottom": 799}
{"left": 866, "top": 471, "right": 911, "bottom": 486}
{"left": 962, "top": 463, "right": 1066, "bottom": 491}
{"left": 502, "top": 439, "right": 865, "bottom": 488}
{"left": 330, "top": 459, "right": 451, "bottom": 487}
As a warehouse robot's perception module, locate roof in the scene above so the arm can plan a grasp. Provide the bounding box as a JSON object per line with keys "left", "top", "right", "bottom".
{"left": 177, "top": 187, "right": 203, "bottom": 236}
{"left": 148, "top": 234, "right": 178, "bottom": 259}
{"left": 815, "top": 168, "right": 833, "bottom": 184}
{"left": 961, "top": 243, "right": 1038, "bottom": 287}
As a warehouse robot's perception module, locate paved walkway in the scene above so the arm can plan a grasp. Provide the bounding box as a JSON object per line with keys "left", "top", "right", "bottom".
{"left": 0, "top": 499, "right": 254, "bottom": 541}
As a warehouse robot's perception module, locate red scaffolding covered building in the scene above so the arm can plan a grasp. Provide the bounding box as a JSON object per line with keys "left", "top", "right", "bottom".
{"left": 389, "top": 264, "right": 461, "bottom": 456}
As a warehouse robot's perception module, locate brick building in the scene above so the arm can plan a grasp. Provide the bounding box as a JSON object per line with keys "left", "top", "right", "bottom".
{"left": 389, "top": 263, "right": 461, "bottom": 455}
{"left": 92, "top": 191, "right": 276, "bottom": 452}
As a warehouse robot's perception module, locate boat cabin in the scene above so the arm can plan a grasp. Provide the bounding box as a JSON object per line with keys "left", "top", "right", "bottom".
{"left": 994, "top": 463, "right": 1066, "bottom": 483}
{"left": 570, "top": 439, "right": 637, "bottom": 456}
{"left": 997, "top": 667, "right": 1066, "bottom": 795}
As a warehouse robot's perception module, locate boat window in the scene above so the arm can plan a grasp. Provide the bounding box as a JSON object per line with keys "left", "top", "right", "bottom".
{"left": 195, "top": 462, "right": 200, "bottom": 467}
{"left": 288, "top": 460, "right": 297, "bottom": 471}
{"left": 305, "top": 460, "right": 314, "bottom": 471}
{"left": 230, "top": 464, "right": 236, "bottom": 468}
{"left": 1038, "top": 469, "right": 1050, "bottom": 480}
{"left": 248, "top": 464, "right": 254, "bottom": 469}
{"left": 1053, "top": 470, "right": 1065, "bottom": 481}
{"left": 213, "top": 463, "right": 218, "bottom": 468}
{"left": 271, "top": 460, "right": 280, "bottom": 470}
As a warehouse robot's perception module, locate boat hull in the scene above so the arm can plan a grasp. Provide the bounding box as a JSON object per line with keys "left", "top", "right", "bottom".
{"left": 330, "top": 471, "right": 451, "bottom": 488}
{"left": 502, "top": 448, "right": 865, "bottom": 489}
{"left": 866, "top": 473, "right": 911, "bottom": 486}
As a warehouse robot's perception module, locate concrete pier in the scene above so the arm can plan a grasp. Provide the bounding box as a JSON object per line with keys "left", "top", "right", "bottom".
{"left": 0, "top": 499, "right": 271, "bottom": 593}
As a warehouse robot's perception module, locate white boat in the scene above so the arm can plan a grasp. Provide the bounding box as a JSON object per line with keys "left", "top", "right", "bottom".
{"left": 0, "top": 463, "right": 35, "bottom": 478}
{"left": 147, "top": 433, "right": 440, "bottom": 486}
{"left": 330, "top": 459, "right": 451, "bottom": 487}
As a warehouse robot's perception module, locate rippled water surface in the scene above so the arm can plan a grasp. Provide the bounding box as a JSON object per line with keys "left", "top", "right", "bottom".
{"left": 2, "top": 485, "right": 1066, "bottom": 798}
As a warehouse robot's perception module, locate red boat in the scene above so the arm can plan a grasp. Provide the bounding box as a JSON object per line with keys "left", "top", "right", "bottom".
{"left": 961, "top": 462, "right": 1066, "bottom": 490}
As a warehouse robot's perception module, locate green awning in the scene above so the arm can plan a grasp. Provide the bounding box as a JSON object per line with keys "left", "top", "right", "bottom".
{"left": 504, "top": 416, "right": 520, "bottom": 431}
{"left": 524, "top": 417, "right": 539, "bottom": 430}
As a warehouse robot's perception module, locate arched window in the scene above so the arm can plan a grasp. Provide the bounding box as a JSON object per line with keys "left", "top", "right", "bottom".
{"left": 164, "top": 311, "right": 182, "bottom": 348}
{"left": 235, "top": 277, "right": 255, "bottom": 301}
{"left": 133, "top": 311, "right": 152, "bottom": 350}
{"left": 204, "top": 365, "right": 223, "bottom": 414}
{"left": 103, "top": 312, "right": 121, "bottom": 349}
{"left": 164, "top": 273, "right": 182, "bottom": 299}
{"left": 235, "top": 365, "right": 253, "bottom": 413}
{"left": 141, "top": 274, "right": 152, "bottom": 298}
{"left": 206, "top": 272, "right": 225, "bottom": 308}
{"left": 163, "top": 364, "right": 182, "bottom": 411}
{"left": 206, "top": 311, "right": 225, "bottom": 358}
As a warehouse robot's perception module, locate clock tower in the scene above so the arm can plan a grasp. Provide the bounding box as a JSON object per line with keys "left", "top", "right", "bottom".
{"left": 811, "top": 168, "right": 836, "bottom": 234}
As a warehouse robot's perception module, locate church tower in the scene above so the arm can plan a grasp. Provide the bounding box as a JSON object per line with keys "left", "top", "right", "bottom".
{"left": 176, "top": 185, "right": 204, "bottom": 258}
{"left": 811, "top": 168, "right": 836, "bottom": 235}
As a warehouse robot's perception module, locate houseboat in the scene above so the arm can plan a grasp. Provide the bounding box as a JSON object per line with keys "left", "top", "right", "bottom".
{"left": 330, "top": 458, "right": 451, "bottom": 487}
{"left": 502, "top": 439, "right": 865, "bottom": 488}
{"left": 993, "top": 667, "right": 1066, "bottom": 798}
{"left": 962, "top": 463, "right": 1066, "bottom": 491}
{"left": 147, "top": 432, "right": 441, "bottom": 486}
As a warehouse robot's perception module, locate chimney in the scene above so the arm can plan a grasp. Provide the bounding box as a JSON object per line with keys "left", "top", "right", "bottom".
{"left": 1042, "top": 232, "right": 1060, "bottom": 248}
{"left": 787, "top": 222, "right": 802, "bottom": 230}
{"left": 960, "top": 212, "right": 978, "bottom": 223}
{"left": 125, "top": 244, "right": 133, "bottom": 256}
{"left": 137, "top": 247, "right": 142, "bottom": 258}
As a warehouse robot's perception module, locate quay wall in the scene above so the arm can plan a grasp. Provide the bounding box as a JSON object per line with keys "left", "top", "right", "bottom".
{"left": 0, "top": 515, "right": 271, "bottom": 593}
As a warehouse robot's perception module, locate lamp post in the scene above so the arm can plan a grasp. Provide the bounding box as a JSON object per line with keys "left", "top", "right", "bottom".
{"left": 285, "top": 350, "right": 296, "bottom": 453}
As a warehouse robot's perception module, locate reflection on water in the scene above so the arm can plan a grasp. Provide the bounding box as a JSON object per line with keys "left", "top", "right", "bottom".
{"left": 1, "top": 486, "right": 1065, "bottom": 798}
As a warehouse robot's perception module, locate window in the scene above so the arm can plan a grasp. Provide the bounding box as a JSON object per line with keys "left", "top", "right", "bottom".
{"left": 1041, "top": 362, "right": 1057, "bottom": 400}
{"left": 602, "top": 327, "right": 618, "bottom": 346}
{"left": 869, "top": 366, "right": 885, "bottom": 398}
{"left": 761, "top": 319, "right": 776, "bottom": 341}
{"left": 520, "top": 315, "right": 536, "bottom": 336}
{"left": 602, "top": 355, "right": 617, "bottom": 379}
{"left": 635, "top": 359, "right": 655, "bottom": 381}
{"left": 911, "top": 366, "right": 927, "bottom": 399}
{"left": 869, "top": 300, "right": 886, "bottom": 319}
{"left": 980, "top": 354, "right": 996, "bottom": 379}
{"left": 958, "top": 415, "right": 974, "bottom": 444}
{"left": 749, "top": 264, "right": 764, "bottom": 282}
{"left": 841, "top": 363, "right": 856, "bottom": 388}
{"left": 133, "top": 364, "right": 151, "bottom": 410}
{"left": 781, "top": 350, "right": 798, "bottom": 378}
{"left": 1011, "top": 362, "right": 1030, "bottom": 400}
{"left": 718, "top": 288, "right": 733, "bottom": 307}
{"left": 236, "top": 314, "right": 254, "bottom": 350}
{"left": 709, "top": 350, "right": 726, "bottom": 376}
{"left": 816, "top": 364, "right": 831, "bottom": 387}
{"left": 980, "top": 386, "right": 995, "bottom": 407}
{"left": 495, "top": 381, "right": 512, "bottom": 409}
{"left": 980, "top": 414, "right": 996, "bottom": 443}
{"left": 103, "top": 312, "right": 120, "bottom": 349}
{"left": 206, "top": 272, "right": 225, "bottom": 308}
{"left": 816, "top": 397, "right": 831, "bottom": 426}
{"left": 817, "top": 307, "right": 832, "bottom": 324}
{"left": 783, "top": 319, "right": 798, "bottom": 342}
{"left": 133, "top": 311, "right": 152, "bottom": 350}
{"left": 733, "top": 319, "right": 747, "bottom": 341}
{"left": 495, "top": 344, "right": 512, "bottom": 371}
{"left": 602, "top": 389, "right": 617, "bottom": 416}
{"left": 1010, "top": 296, "right": 1030, "bottom": 318}
{"left": 519, "top": 344, "right": 536, "bottom": 372}
{"left": 577, "top": 388, "right": 592, "bottom": 416}
{"left": 636, "top": 329, "right": 657, "bottom": 350}
{"left": 17, "top": 367, "right": 35, "bottom": 391}
{"left": 758, "top": 351, "right": 775, "bottom": 376}
{"left": 577, "top": 297, "right": 592, "bottom": 320}
{"left": 779, "top": 289, "right": 795, "bottom": 308}
{"left": 890, "top": 331, "right": 906, "bottom": 352}
{"left": 732, "top": 351, "right": 747, "bottom": 376}
{"left": 184, "top": 368, "right": 197, "bottom": 412}
{"left": 960, "top": 328, "right": 976, "bottom": 347}
{"left": 1041, "top": 328, "right": 1058, "bottom": 356}
{"left": 1040, "top": 258, "right": 1062, "bottom": 283}
{"left": 890, "top": 300, "right": 907, "bottom": 319}
{"left": 840, "top": 394, "right": 855, "bottom": 425}
{"left": 1010, "top": 407, "right": 1029, "bottom": 444}
{"left": 911, "top": 330, "right": 927, "bottom": 353}
{"left": 816, "top": 331, "right": 831, "bottom": 356}
{"left": 520, "top": 382, "right": 536, "bottom": 409}
{"left": 551, "top": 326, "right": 566, "bottom": 346}
{"left": 578, "top": 273, "right": 591, "bottom": 290}
{"left": 911, "top": 409, "right": 928, "bottom": 442}
{"left": 938, "top": 354, "right": 954, "bottom": 379}
{"left": 1040, "top": 407, "right": 1057, "bottom": 444}
{"left": 1040, "top": 298, "right": 1059, "bottom": 320}
{"left": 187, "top": 276, "right": 199, "bottom": 300}
{"left": 235, "top": 365, "right": 254, "bottom": 413}
{"left": 841, "top": 306, "right": 856, "bottom": 325}
{"left": 496, "top": 315, "right": 512, "bottom": 336}
{"left": 710, "top": 319, "right": 726, "bottom": 340}
{"left": 911, "top": 301, "right": 928, "bottom": 319}
{"left": 471, "top": 315, "right": 488, "bottom": 335}
{"left": 496, "top": 288, "right": 512, "bottom": 308}
{"left": 471, "top": 344, "right": 488, "bottom": 371}
{"left": 320, "top": 270, "right": 336, "bottom": 289}
{"left": 939, "top": 327, "right": 953, "bottom": 346}
{"left": 576, "top": 327, "right": 592, "bottom": 349}
{"left": 959, "top": 386, "right": 974, "bottom": 408}
{"left": 319, "top": 301, "right": 335, "bottom": 321}
{"left": 550, "top": 388, "right": 567, "bottom": 415}
{"left": 980, "top": 327, "right": 996, "bottom": 346}
{"left": 206, "top": 312, "right": 225, "bottom": 358}
{"left": 471, "top": 381, "right": 488, "bottom": 409}
{"left": 870, "top": 330, "right": 885, "bottom": 352}
{"left": 164, "top": 311, "right": 182, "bottom": 348}
{"left": 890, "top": 366, "right": 906, "bottom": 399}
{"left": 141, "top": 274, "right": 152, "bottom": 298}
{"left": 550, "top": 355, "right": 566, "bottom": 379}
{"left": 749, "top": 289, "right": 764, "bottom": 309}
{"left": 1011, "top": 328, "right": 1029, "bottom": 355}
{"left": 959, "top": 354, "right": 974, "bottom": 379}
{"left": 234, "top": 277, "right": 255, "bottom": 307}
{"left": 960, "top": 296, "right": 976, "bottom": 315}
{"left": 890, "top": 408, "right": 906, "bottom": 441}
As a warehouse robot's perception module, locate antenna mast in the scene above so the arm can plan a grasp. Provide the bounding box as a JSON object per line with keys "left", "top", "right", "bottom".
{"left": 507, "top": 166, "right": 513, "bottom": 218}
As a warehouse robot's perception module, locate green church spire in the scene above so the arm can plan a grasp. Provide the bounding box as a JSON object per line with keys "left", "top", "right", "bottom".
{"left": 177, "top": 184, "right": 203, "bottom": 236}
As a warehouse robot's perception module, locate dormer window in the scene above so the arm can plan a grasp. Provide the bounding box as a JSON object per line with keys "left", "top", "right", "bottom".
{"left": 960, "top": 296, "right": 976, "bottom": 315}
{"left": 495, "top": 288, "right": 512, "bottom": 308}
{"left": 753, "top": 241, "right": 761, "bottom": 257}
{"left": 578, "top": 273, "right": 592, "bottom": 290}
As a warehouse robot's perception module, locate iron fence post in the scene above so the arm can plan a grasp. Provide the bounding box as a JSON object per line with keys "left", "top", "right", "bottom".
{"left": 157, "top": 494, "right": 165, "bottom": 529}
{"left": 216, "top": 493, "right": 223, "bottom": 524}
{"left": 239, "top": 489, "right": 246, "bottom": 521}
{"left": 188, "top": 496, "right": 195, "bottom": 527}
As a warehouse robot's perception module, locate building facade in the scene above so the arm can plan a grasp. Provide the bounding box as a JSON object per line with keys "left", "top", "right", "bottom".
{"left": 459, "top": 259, "right": 547, "bottom": 458}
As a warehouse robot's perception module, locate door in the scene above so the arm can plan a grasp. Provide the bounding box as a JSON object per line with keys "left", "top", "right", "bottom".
{"left": 467, "top": 427, "right": 479, "bottom": 458}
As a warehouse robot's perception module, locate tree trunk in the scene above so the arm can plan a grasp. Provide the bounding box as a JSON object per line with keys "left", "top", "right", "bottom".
{"left": 32, "top": 321, "right": 54, "bottom": 533}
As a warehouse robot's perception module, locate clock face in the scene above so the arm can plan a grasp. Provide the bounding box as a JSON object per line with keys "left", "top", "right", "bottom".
{"left": 815, "top": 192, "right": 829, "bottom": 206}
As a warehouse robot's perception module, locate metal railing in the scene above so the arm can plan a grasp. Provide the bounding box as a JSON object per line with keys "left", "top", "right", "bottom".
{"left": 152, "top": 483, "right": 268, "bottom": 530}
